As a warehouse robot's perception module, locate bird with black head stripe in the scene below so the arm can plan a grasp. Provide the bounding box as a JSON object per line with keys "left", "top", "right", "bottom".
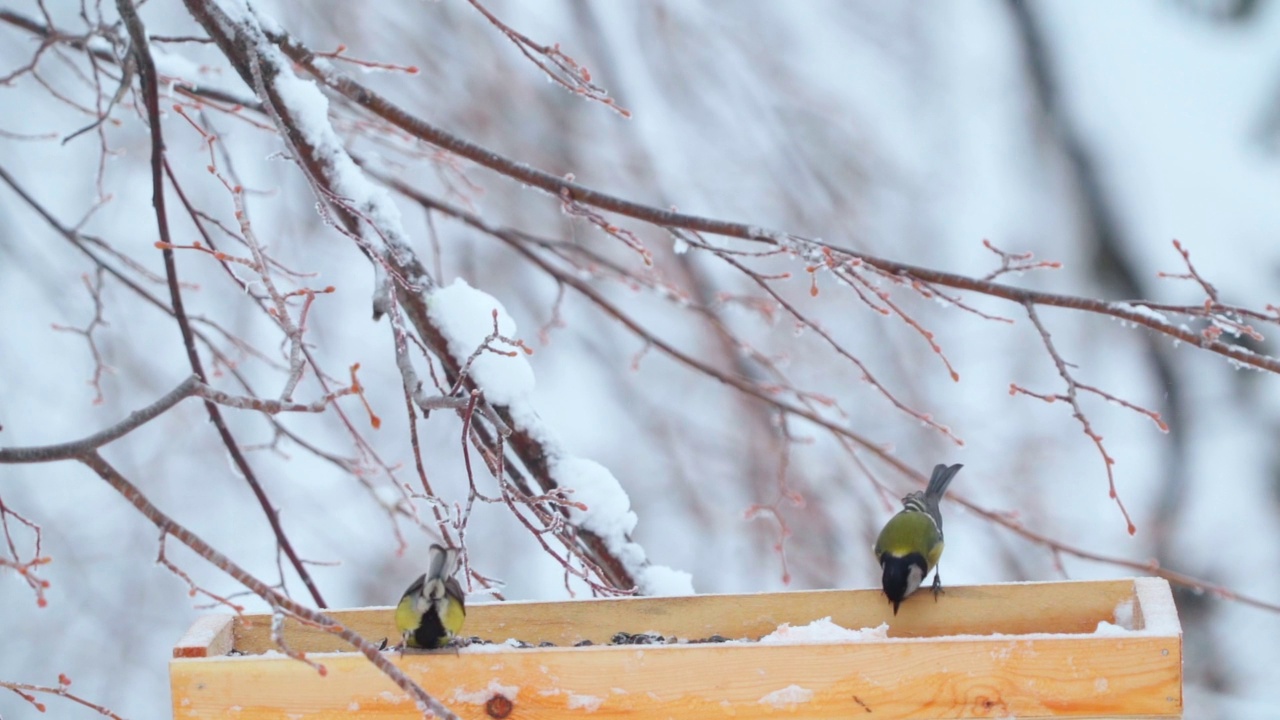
{"left": 874, "top": 463, "right": 963, "bottom": 614}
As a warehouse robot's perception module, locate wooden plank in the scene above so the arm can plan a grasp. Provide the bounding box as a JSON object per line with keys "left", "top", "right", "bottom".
{"left": 172, "top": 578, "right": 1182, "bottom": 718}
{"left": 172, "top": 614, "right": 234, "bottom": 658}
{"left": 230, "top": 579, "right": 1141, "bottom": 655}
{"left": 170, "top": 632, "right": 1181, "bottom": 718}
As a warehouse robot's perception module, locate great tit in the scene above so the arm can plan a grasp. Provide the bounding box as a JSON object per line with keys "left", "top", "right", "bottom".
{"left": 873, "top": 463, "right": 962, "bottom": 614}
{"left": 395, "top": 543, "right": 467, "bottom": 648}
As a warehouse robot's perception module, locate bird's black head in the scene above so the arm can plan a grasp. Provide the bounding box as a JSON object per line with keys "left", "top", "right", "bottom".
{"left": 880, "top": 552, "right": 928, "bottom": 615}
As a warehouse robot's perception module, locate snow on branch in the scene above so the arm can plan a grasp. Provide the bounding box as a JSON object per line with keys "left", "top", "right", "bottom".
{"left": 188, "top": 2, "right": 1280, "bottom": 609}
{"left": 182, "top": 0, "right": 691, "bottom": 597}
{"left": 427, "top": 280, "right": 694, "bottom": 597}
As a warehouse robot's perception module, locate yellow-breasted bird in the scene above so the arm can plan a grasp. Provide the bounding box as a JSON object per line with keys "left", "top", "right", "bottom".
{"left": 395, "top": 544, "right": 466, "bottom": 649}
{"left": 873, "top": 463, "right": 962, "bottom": 615}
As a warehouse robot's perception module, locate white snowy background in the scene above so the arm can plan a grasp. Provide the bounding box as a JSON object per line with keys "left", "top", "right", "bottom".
{"left": 2, "top": 1, "right": 1279, "bottom": 718}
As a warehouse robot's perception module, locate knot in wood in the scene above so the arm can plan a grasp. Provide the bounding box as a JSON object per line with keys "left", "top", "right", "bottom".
{"left": 485, "top": 693, "right": 513, "bottom": 718}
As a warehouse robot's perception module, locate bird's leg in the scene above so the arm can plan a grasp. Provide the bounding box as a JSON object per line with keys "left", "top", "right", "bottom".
{"left": 443, "top": 635, "right": 472, "bottom": 653}
{"left": 931, "top": 569, "right": 944, "bottom": 601}
{"left": 396, "top": 631, "right": 416, "bottom": 654}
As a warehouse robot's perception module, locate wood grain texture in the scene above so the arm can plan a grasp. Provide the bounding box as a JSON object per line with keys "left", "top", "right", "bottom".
{"left": 170, "top": 578, "right": 1182, "bottom": 719}
{"left": 231, "top": 579, "right": 1141, "bottom": 654}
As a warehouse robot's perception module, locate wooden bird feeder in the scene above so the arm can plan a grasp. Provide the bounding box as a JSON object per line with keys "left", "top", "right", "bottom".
{"left": 170, "top": 577, "right": 1181, "bottom": 719}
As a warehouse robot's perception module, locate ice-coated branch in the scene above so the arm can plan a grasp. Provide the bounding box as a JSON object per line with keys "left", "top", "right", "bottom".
{"left": 180, "top": 0, "right": 691, "bottom": 595}
{"left": 116, "top": 0, "right": 332, "bottom": 610}
{"left": 463, "top": 0, "right": 630, "bottom": 117}
{"left": 1016, "top": 302, "right": 1145, "bottom": 534}
{"left": 256, "top": 24, "right": 1280, "bottom": 376}
{"left": 10, "top": 0, "right": 1271, "bottom": 616}
{"left": 6, "top": 4, "right": 1279, "bottom": 380}
{"left": 0, "top": 374, "right": 362, "bottom": 465}
{"left": 370, "top": 185, "right": 1280, "bottom": 612}
{"left": 0, "top": 675, "right": 126, "bottom": 720}
{"left": 79, "top": 452, "right": 460, "bottom": 720}
{"left": 0, "top": 332, "right": 456, "bottom": 711}
{"left": 0, "top": 497, "right": 49, "bottom": 607}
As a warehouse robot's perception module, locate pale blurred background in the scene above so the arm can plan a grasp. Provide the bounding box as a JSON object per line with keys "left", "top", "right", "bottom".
{"left": 2, "top": 1, "right": 1279, "bottom": 717}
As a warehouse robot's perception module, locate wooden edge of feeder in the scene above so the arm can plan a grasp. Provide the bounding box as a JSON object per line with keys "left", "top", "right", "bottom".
{"left": 170, "top": 578, "right": 1184, "bottom": 719}
{"left": 170, "top": 630, "right": 1183, "bottom": 719}
{"left": 170, "top": 577, "right": 1180, "bottom": 660}
{"left": 172, "top": 613, "right": 235, "bottom": 658}
{"left": 1131, "top": 577, "right": 1180, "bottom": 634}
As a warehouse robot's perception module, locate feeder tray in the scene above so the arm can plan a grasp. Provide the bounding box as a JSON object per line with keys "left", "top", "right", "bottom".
{"left": 170, "top": 577, "right": 1181, "bottom": 718}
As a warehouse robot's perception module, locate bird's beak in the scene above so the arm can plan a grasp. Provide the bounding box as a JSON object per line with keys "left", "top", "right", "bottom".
{"left": 892, "top": 599, "right": 901, "bottom": 616}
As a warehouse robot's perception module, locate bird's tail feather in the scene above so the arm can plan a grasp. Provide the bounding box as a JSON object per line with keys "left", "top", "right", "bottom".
{"left": 925, "top": 463, "right": 963, "bottom": 502}
{"left": 427, "top": 544, "right": 460, "bottom": 583}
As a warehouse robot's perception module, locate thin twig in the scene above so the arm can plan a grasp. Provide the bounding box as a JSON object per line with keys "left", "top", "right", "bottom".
{"left": 116, "top": 0, "right": 329, "bottom": 609}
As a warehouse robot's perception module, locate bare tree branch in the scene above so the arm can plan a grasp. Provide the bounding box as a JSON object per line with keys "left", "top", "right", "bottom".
{"left": 79, "top": 452, "right": 459, "bottom": 720}
{"left": 116, "top": 0, "right": 329, "bottom": 609}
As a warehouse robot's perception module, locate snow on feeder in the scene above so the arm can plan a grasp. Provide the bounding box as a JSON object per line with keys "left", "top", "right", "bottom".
{"left": 170, "top": 577, "right": 1181, "bottom": 718}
